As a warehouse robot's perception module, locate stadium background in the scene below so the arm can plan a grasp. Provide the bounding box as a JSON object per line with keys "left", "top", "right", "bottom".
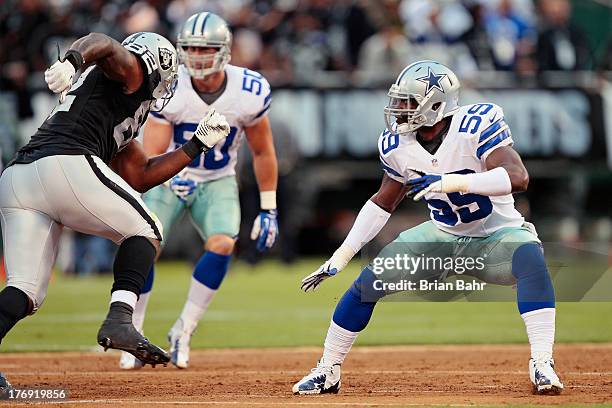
{"left": 0, "top": 1, "right": 611, "bottom": 404}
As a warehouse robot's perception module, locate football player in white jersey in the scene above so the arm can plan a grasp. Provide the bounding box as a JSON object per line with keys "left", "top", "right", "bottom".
{"left": 119, "top": 12, "right": 278, "bottom": 369}
{"left": 293, "top": 61, "right": 562, "bottom": 395}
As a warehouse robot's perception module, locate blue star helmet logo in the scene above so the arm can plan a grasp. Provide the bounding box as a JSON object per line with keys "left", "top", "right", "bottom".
{"left": 416, "top": 67, "right": 447, "bottom": 95}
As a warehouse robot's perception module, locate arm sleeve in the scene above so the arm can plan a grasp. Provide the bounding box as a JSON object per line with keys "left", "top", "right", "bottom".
{"left": 342, "top": 199, "right": 392, "bottom": 253}
{"left": 475, "top": 104, "right": 514, "bottom": 162}
{"left": 465, "top": 167, "right": 512, "bottom": 196}
{"left": 327, "top": 199, "right": 391, "bottom": 269}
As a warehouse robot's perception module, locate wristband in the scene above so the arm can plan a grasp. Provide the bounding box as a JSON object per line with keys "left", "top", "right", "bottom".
{"left": 441, "top": 174, "right": 470, "bottom": 193}
{"left": 182, "top": 138, "right": 208, "bottom": 159}
{"left": 260, "top": 191, "right": 277, "bottom": 210}
{"left": 63, "top": 50, "right": 84, "bottom": 71}
{"left": 329, "top": 243, "right": 357, "bottom": 271}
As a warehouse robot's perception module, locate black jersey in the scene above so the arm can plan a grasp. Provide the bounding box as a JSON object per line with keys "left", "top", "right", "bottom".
{"left": 13, "top": 60, "right": 155, "bottom": 165}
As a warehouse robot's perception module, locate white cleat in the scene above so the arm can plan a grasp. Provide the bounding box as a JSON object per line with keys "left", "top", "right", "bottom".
{"left": 529, "top": 357, "right": 564, "bottom": 395}
{"left": 119, "top": 350, "right": 144, "bottom": 370}
{"left": 293, "top": 359, "right": 341, "bottom": 395}
{"left": 118, "top": 327, "right": 145, "bottom": 370}
{"left": 168, "top": 318, "right": 193, "bottom": 369}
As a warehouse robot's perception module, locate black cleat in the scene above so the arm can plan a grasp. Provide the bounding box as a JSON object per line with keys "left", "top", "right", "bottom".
{"left": 97, "top": 302, "right": 170, "bottom": 367}
{"left": 0, "top": 372, "right": 13, "bottom": 400}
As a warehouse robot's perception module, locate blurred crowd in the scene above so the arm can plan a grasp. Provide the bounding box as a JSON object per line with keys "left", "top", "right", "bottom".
{"left": 1, "top": 0, "right": 609, "bottom": 101}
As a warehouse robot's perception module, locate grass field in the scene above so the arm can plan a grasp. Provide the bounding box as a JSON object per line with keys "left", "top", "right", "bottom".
{"left": 2, "top": 259, "right": 611, "bottom": 352}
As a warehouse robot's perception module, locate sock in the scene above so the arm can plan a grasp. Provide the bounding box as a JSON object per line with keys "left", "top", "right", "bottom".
{"left": 322, "top": 267, "right": 383, "bottom": 365}
{"left": 0, "top": 286, "right": 31, "bottom": 344}
{"left": 522, "top": 307, "right": 556, "bottom": 360}
{"left": 178, "top": 251, "right": 231, "bottom": 333}
{"left": 132, "top": 266, "right": 155, "bottom": 331}
{"left": 512, "top": 243, "right": 555, "bottom": 314}
{"left": 322, "top": 320, "right": 359, "bottom": 365}
{"left": 112, "top": 236, "right": 156, "bottom": 295}
{"left": 110, "top": 290, "right": 137, "bottom": 310}
{"left": 192, "top": 251, "right": 231, "bottom": 290}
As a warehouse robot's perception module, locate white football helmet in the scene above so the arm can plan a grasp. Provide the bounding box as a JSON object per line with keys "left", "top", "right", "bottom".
{"left": 384, "top": 60, "right": 460, "bottom": 134}
{"left": 122, "top": 32, "right": 178, "bottom": 110}
{"left": 177, "top": 12, "right": 232, "bottom": 79}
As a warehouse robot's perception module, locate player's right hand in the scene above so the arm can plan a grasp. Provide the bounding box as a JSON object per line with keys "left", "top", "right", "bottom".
{"left": 44, "top": 60, "right": 75, "bottom": 98}
{"left": 193, "top": 108, "right": 230, "bottom": 151}
{"left": 301, "top": 260, "right": 341, "bottom": 293}
{"left": 169, "top": 174, "right": 197, "bottom": 201}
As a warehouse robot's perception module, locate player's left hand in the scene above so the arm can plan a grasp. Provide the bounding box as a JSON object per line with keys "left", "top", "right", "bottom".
{"left": 407, "top": 173, "right": 469, "bottom": 201}
{"left": 250, "top": 209, "right": 278, "bottom": 252}
{"left": 300, "top": 260, "right": 341, "bottom": 292}
{"left": 44, "top": 60, "right": 75, "bottom": 101}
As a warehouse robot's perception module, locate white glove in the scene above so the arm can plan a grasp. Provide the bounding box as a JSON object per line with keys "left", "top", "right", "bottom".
{"left": 193, "top": 108, "right": 230, "bottom": 150}
{"left": 44, "top": 60, "right": 75, "bottom": 101}
{"left": 301, "top": 244, "right": 355, "bottom": 292}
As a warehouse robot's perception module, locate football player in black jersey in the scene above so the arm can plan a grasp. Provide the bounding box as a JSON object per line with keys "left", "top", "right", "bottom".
{"left": 0, "top": 32, "right": 230, "bottom": 369}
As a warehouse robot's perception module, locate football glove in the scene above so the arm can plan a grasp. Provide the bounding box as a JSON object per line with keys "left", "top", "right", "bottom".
{"left": 250, "top": 210, "right": 278, "bottom": 252}
{"left": 301, "top": 244, "right": 355, "bottom": 292}
{"left": 406, "top": 173, "right": 470, "bottom": 201}
{"left": 169, "top": 174, "right": 197, "bottom": 201}
{"left": 193, "top": 108, "right": 230, "bottom": 151}
{"left": 301, "top": 260, "right": 339, "bottom": 293}
{"left": 44, "top": 59, "right": 75, "bottom": 102}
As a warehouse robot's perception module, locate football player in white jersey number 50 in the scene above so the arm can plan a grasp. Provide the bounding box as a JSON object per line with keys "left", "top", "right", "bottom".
{"left": 119, "top": 12, "right": 278, "bottom": 370}
{"left": 293, "top": 61, "right": 563, "bottom": 396}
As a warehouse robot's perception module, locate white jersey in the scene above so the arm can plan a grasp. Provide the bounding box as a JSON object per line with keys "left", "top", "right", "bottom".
{"left": 379, "top": 102, "right": 524, "bottom": 237}
{"left": 149, "top": 64, "right": 271, "bottom": 183}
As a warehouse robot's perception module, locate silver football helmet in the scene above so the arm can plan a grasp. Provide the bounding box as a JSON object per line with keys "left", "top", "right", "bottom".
{"left": 384, "top": 60, "right": 460, "bottom": 134}
{"left": 122, "top": 32, "right": 178, "bottom": 110}
{"left": 177, "top": 12, "right": 232, "bottom": 79}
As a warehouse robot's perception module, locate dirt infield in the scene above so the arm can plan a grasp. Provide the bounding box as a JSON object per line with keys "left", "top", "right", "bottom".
{"left": 2, "top": 344, "right": 612, "bottom": 407}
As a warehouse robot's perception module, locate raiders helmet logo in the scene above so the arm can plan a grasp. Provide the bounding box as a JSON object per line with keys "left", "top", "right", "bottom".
{"left": 158, "top": 48, "right": 173, "bottom": 71}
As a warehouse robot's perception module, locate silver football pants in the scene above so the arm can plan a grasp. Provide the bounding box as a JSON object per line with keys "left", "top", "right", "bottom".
{"left": 0, "top": 155, "right": 163, "bottom": 311}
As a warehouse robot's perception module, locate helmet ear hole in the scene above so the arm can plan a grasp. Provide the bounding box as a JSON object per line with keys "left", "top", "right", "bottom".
{"left": 432, "top": 102, "right": 441, "bottom": 111}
